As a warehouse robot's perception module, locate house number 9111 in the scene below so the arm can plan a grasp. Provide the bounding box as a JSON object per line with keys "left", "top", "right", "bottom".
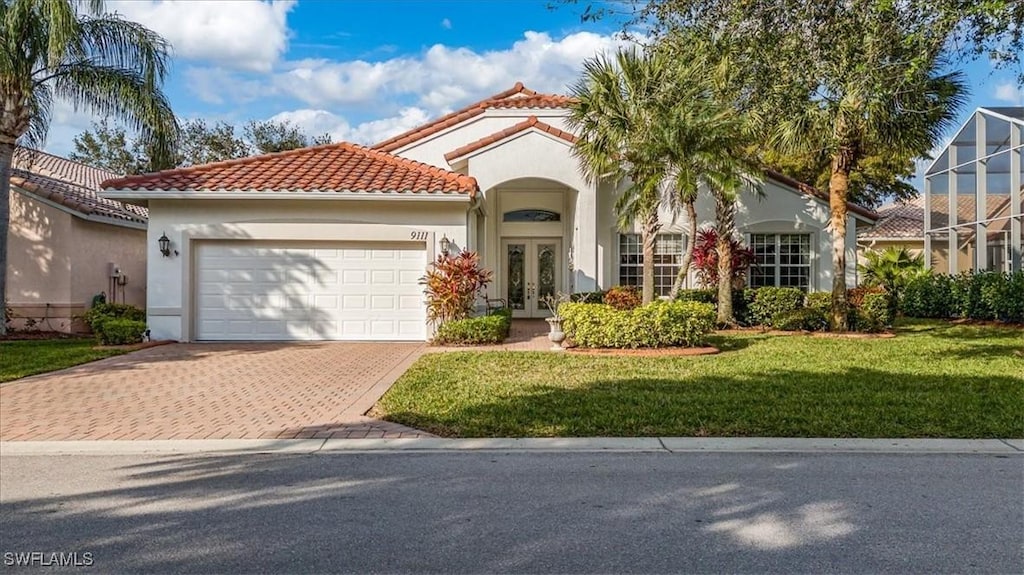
{"left": 410, "top": 231, "right": 429, "bottom": 240}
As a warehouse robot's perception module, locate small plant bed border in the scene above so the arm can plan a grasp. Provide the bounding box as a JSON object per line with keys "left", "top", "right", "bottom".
{"left": 566, "top": 346, "right": 720, "bottom": 357}
{"left": 716, "top": 327, "right": 896, "bottom": 339}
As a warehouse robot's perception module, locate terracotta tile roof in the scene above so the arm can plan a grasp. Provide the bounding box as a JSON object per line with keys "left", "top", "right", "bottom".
{"left": 859, "top": 197, "right": 925, "bottom": 239}
{"left": 373, "top": 82, "right": 575, "bottom": 153}
{"left": 859, "top": 194, "right": 1015, "bottom": 239}
{"left": 101, "top": 142, "right": 479, "bottom": 197}
{"left": 10, "top": 147, "right": 147, "bottom": 225}
{"left": 444, "top": 116, "right": 578, "bottom": 162}
{"left": 763, "top": 169, "right": 879, "bottom": 221}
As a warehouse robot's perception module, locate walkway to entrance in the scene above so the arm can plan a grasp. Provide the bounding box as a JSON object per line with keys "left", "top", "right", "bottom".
{"left": 430, "top": 320, "right": 553, "bottom": 352}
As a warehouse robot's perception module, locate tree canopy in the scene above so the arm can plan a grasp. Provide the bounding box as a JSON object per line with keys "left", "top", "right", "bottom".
{"left": 70, "top": 118, "right": 334, "bottom": 174}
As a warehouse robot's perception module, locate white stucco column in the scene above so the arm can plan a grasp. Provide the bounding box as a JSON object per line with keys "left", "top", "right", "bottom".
{"left": 573, "top": 182, "right": 599, "bottom": 292}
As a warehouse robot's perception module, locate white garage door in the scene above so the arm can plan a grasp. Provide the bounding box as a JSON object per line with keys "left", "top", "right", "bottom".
{"left": 195, "top": 241, "right": 427, "bottom": 341}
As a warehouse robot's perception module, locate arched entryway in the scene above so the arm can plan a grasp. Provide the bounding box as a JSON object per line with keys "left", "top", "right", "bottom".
{"left": 482, "top": 178, "right": 578, "bottom": 318}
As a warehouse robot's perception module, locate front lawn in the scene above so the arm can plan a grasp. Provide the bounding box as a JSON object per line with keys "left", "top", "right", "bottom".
{"left": 0, "top": 339, "right": 127, "bottom": 383}
{"left": 376, "top": 320, "right": 1024, "bottom": 438}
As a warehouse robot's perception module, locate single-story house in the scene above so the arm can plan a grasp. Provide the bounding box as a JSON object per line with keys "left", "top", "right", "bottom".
{"left": 7, "top": 148, "right": 147, "bottom": 333}
{"left": 858, "top": 193, "right": 1017, "bottom": 273}
{"left": 102, "top": 83, "right": 877, "bottom": 342}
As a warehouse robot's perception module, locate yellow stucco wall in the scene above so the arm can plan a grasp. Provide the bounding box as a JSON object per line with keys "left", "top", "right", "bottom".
{"left": 70, "top": 218, "right": 147, "bottom": 309}
{"left": 6, "top": 189, "right": 146, "bottom": 333}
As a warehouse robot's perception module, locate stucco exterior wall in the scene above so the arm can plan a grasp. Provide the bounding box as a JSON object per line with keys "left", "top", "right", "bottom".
{"left": 6, "top": 189, "right": 146, "bottom": 333}
{"left": 70, "top": 218, "right": 147, "bottom": 308}
{"left": 457, "top": 130, "right": 599, "bottom": 295}
{"left": 605, "top": 178, "right": 862, "bottom": 292}
{"left": 6, "top": 190, "right": 75, "bottom": 331}
{"left": 394, "top": 111, "right": 571, "bottom": 168}
{"left": 145, "top": 198, "right": 470, "bottom": 341}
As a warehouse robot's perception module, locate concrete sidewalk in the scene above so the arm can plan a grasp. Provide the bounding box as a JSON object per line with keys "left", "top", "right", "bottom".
{"left": 2, "top": 437, "right": 1021, "bottom": 456}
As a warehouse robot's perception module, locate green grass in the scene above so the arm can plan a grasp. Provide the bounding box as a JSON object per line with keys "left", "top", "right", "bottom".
{"left": 376, "top": 320, "right": 1024, "bottom": 438}
{"left": 0, "top": 339, "right": 128, "bottom": 383}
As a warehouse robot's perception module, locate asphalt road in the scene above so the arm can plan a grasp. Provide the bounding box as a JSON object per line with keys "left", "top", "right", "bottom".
{"left": 1, "top": 451, "right": 1021, "bottom": 574}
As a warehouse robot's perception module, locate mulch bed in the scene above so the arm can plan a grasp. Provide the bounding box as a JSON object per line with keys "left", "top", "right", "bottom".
{"left": 566, "top": 346, "right": 720, "bottom": 357}
{"left": 0, "top": 331, "right": 82, "bottom": 341}
{"left": 716, "top": 328, "right": 896, "bottom": 339}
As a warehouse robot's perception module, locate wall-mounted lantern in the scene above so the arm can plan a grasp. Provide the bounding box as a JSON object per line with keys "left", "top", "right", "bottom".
{"left": 439, "top": 234, "right": 451, "bottom": 257}
{"left": 158, "top": 232, "right": 177, "bottom": 257}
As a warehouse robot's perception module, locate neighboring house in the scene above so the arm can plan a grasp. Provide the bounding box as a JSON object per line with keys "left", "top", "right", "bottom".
{"left": 858, "top": 192, "right": 1018, "bottom": 274}
{"left": 102, "top": 83, "right": 877, "bottom": 343}
{"left": 921, "top": 107, "right": 1022, "bottom": 274}
{"left": 7, "top": 148, "right": 147, "bottom": 333}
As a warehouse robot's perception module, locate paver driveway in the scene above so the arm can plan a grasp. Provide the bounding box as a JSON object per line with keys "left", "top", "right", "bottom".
{"left": 0, "top": 342, "right": 428, "bottom": 441}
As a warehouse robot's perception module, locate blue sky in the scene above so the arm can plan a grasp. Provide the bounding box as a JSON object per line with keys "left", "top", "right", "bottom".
{"left": 45, "top": 0, "right": 1023, "bottom": 184}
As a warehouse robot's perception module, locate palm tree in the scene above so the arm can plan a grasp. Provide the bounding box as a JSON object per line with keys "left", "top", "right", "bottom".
{"left": 567, "top": 47, "right": 675, "bottom": 304}
{"left": 657, "top": 39, "right": 760, "bottom": 322}
{"left": 1, "top": 0, "right": 178, "bottom": 335}
{"left": 768, "top": 53, "right": 965, "bottom": 331}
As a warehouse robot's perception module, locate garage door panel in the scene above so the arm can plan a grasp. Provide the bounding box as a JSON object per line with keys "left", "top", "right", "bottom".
{"left": 195, "top": 241, "right": 426, "bottom": 341}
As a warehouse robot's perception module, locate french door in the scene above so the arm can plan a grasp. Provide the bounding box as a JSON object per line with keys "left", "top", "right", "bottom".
{"left": 501, "top": 238, "right": 562, "bottom": 318}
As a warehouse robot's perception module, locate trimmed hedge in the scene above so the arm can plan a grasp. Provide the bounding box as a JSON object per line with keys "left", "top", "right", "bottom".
{"left": 805, "top": 292, "right": 832, "bottom": 315}
{"left": 434, "top": 308, "right": 512, "bottom": 345}
{"left": 83, "top": 303, "right": 146, "bottom": 344}
{"left": 559, "top": 300, "right": 715, "bottom": 348}
{"left": 675, "top": 288, "right": 756, "bottom": 326}
{"left": 749, "top": 287, "right": 805, "bottom": 327}
{"left": 901, "top": 271, "right": 1023, "bottom": 323}
{"left": 772, "top": 308, "right": 829, "bottom": 332}
{"left": 97, "top": 318, "right": 147, "bottom": 345}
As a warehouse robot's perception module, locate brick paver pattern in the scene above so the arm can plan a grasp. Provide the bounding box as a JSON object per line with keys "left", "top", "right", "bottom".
{"left": 0, "top": 342, "right": 430, "bottom": 441}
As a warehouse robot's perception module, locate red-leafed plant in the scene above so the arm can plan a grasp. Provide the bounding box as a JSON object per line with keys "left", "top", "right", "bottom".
{"left": 692, "top": 228, "right": 755, "bottom": 289}
{"left": 603, "top": 285, "right": 642, "bottom": 310}
{"left": 420, "top": 251, "right": 493, "bottom": 325}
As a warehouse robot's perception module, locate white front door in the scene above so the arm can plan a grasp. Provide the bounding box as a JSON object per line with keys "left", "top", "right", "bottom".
{"left": 501, "top": 238, "right": 561, "bottom": 318}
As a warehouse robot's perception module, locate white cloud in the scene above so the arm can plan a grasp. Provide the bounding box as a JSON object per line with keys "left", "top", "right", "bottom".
{"left": 272, "top": 31, "right": 633, "bottom": 112}
{"left": 108, "top": 0, "right": 296, "bottom": 72}
{"left": 41, "top": 100, "right": 105, "bottom": 156}
{"left": 268, "top": 107, "right": 432, "bottom": 145}
{"left": 994, "top": 82, "right": 1023, "bottom": 104}
{"left": 441, "top": 18, "right": 452, "bottom": 30}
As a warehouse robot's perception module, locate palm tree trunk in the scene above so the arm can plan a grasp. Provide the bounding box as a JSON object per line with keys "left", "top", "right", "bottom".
{"left": 829, "top": 150, "right": 853, "bottom": 332}
{"left": 640, "top": 210, "right": 660, "bottom": 304}
{"left": 715, "top": 194, "right": 736, "bottom": 325}
{"left": 669, "top": 200, "right": 697, "bottom": 298}
{"left": 0, "top": 138, "right": 13, "bottom": 336}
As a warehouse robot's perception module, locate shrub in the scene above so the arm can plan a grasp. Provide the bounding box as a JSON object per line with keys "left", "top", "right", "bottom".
{"left": 676, "top": 288, "right": 756, "bottom": 326}
{"left": 420, "top": 251, "right": 493, "bottom": 325}
{"left": 749, "top": 287, "right": 804, "bottom": 327}
{"left": 805, "top": 292, "right": 832, "bottom": 315}
{"left": 83, "top": 303, "right": 146, "bottom": 342}
{"left": 83, "top": 303, "right": 146, "bottom": 332}
{"left": 97, "top": 318, "right": 147, "bottom": 345}
{"left": 900, "top": 271, "right": 1023, "bottom": 323}
{"left": 570, "top": 291, "right": 606, "bottom": 303}
{"left": 691, "top": 228, "right": 756, "bottom": 289}
{"left": 603, "top": 286, "right": 642, "bottom": 310}
{"left": 433, "top": 308, "right": 511, "bottom": 345}
{"left": 857, "top": 292, "right": 893, "bottom": 332}
{"left": 559, "top": 300, "right": 715, "bottom": 348}
{"left": 675, "top": 288, "right": 717, "bottom": 305}
{"left": 901, "top": 273, "right": 955, "bottom": 318}
{"left": 989, "top": 271, "right": 1024, "bottom": 323}
{"left": 772, "top": 308, "right": 829, "bottom": 332}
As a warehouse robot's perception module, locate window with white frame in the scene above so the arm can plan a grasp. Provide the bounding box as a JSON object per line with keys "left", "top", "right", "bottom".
{"left": 749, "top": 233, "right": 812, "bottom": 290}
{"left": 618, "top": 233, "right": 685, "bottom": 296}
